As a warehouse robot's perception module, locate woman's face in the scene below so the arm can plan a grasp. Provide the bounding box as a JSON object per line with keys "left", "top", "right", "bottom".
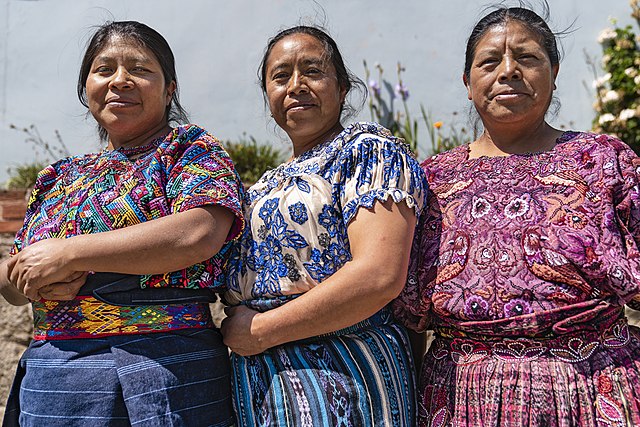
{"left": 264, "top": 33, "right": 346, "bottom": 153}
{"left": 464, "top": 20, "right": 558, "bottom": 129}
{"left": 85, "top": 37, "right": 175, "bottom": 146}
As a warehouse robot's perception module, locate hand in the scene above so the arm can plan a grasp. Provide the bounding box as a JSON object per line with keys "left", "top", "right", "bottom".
{"left": 7, "top": 238, "right": 80, "bottom": 300}
{"left": 38, "top": 271, "right": 88, "bottom": 301}
{"left": 221, "top": 305, "right": 270, "bottom": 356}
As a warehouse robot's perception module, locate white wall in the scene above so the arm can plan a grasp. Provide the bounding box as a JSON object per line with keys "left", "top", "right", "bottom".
{"left": 0, "top": 0, "right": 635, "bottom": 182}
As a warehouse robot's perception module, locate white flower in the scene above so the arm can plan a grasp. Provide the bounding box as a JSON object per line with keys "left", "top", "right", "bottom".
{"left": 620, "top": 108, "right": 636, "bottom": 121}
{"left": 593, "top": 73, "right": 612, "bottom": 88}
{"left": 602, "top": 54, "right": 612, "bottom": 65}
{"left": 598, "top": 28, "right": 617, "bottom": 44}
{"left": 635, "top": 75, "right": 640, "bottom": 85}
{"left": 599, "top": 113, "right": 616, "bottom": 124}
{"left": 626, "top": 67, "right": 638, "bottom": 78}
{"left": 602, "top": 90, "right": 620, "bottom": 104}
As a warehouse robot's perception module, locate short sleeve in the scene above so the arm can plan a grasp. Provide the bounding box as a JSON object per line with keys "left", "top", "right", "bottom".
{"left": 160, "top": 125, "right": 244, "bottom": 242}
{"left": 335, "top": 134, "right": 428, "bottom": 225}
{"left": 610, "top": 137, "right": 640, "bottom": 308}
{"left": 392, "top": 187, "right": 440, "bottom": 332}
{"left": 10, "top": 159, "right": 71, "bottom": 255}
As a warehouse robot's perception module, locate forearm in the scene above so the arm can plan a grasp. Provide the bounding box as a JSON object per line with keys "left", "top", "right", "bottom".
{"left": 0, "top": 259, "right": 29, "bottom": 305}
{"left": 66, "top": 205, "right": 234, "bottom": 274}
{"left": 253, "top": 259, "right": 406, "bottom": 348}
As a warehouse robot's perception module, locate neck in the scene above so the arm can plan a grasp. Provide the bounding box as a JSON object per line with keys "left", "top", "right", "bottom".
{"left": 470, "top": 120, "right": 562, "bottom": 158}
{"left": 290, "top": 122, "right": 344, "bottom": 157}
{"left": 107, "top": 123, "right": 171, "bottom": 151}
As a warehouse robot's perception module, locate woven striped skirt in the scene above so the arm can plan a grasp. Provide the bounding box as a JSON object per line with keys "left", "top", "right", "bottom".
{"left": 3, "top": 328, "right": 234, "bottom": 427}
{"left": 231, "top": 310, "right": 416, "bottom": 426}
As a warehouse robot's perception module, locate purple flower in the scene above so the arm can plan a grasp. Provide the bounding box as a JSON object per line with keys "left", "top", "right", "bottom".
{"left": 395, "top": 83, "right": 409, "bottom": 101}
{"left": 368, "top": 79, "right": 381, "bottom": 96}
{"left": 464, "top": 295, "right": 489, "bottom": 319}
{"left": 503, "top": 299, "right": 532, "bottom": 317}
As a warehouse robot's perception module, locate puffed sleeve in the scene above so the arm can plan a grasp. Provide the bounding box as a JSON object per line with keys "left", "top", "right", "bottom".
{"left": 141, "top": 124, "right": 244, "bottom": 290}
{"left": 334, "top": 131, "right": 428, "bottom": 225}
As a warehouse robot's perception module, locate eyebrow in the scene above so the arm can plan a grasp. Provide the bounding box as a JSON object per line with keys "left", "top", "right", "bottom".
{"left": 92, "top": 55, "right": 154, "bottom": 64}
{"left": 269, "top": 57, "right": 326, "bottom": 74}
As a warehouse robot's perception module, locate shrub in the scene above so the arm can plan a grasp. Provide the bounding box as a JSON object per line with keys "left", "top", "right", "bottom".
{"left": 223, "top": 135, "right": 283, "bottom": 184}
{"left": 590, "top": 1, "right": 640, "bottom": 152}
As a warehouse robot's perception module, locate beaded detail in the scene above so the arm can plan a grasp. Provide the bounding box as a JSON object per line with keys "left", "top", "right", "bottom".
{"left": 431, "top": 317, "right": 631, "bottom": 365}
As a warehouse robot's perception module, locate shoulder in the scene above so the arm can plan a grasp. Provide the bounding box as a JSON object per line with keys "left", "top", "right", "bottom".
{"left": 165, "top": 124, "right": 221, "bottom": 147}
{"left": 420, "top": 144, "right": 468, "bottom": 174}
{"left": 559, "top": 130, "right": 635, "bottom": 158}
{"left": 338, "top": 121, "right": 415, "bottom": 157}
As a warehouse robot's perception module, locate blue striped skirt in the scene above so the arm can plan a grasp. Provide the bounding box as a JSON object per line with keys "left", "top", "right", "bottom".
{"left": 231, "top": 309, "right": 416, "bottom": 426}
{"left": 3, "top": 328, "right": 234, "bottom": 427}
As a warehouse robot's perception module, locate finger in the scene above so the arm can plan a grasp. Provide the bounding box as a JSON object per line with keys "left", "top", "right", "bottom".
{"left": 38, "top": 273, "right": 87, "bottom": 301}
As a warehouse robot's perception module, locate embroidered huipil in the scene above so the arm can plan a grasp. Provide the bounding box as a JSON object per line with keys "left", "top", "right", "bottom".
{"left": 12, "top": 124, "right": 243, "bottom": 339}
{"left": 225, "top": 122, "right": 427, "bottom": 309}
{"left": 393, "top": 131, "right": 640, "bottom": 427}
{"left": 225, "top": 122, "right": 428, "bottom": 427}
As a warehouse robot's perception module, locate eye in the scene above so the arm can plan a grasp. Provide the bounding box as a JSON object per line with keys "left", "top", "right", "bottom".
{"left": 95, "top": 66, "right": 113, "bottom": 74}
{"left": 272, "top": 72, "right": 289, "bottom": 81}
{"left": 478, "top": 58, "right": 499, "bottom": 69}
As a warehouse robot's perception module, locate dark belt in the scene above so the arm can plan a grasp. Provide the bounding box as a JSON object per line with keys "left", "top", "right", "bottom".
{"left": 78, "top": 272, "right": 218, "bottom": 306}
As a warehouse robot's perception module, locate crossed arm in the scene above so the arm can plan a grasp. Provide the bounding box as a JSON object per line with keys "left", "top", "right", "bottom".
{"left": 221, "top": 198, "right": 417, "bottom": 356}
{"left": 0, "top": 205, "right": 234, "bottom": 305}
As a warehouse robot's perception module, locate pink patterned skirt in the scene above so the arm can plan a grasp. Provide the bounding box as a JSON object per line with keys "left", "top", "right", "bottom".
{"left": 419, "top": 315, "right": 640, "bottom": 427}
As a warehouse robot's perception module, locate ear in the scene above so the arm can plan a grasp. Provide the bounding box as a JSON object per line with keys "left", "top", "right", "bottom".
{"left": 463, "top": 73, "right": 472, "bottom": 100}
{"left": 552, "top": 64, "right": 559, "bottom": 79}
{"left": 166, "top": 81, "right": 177, "bottom": 105}
{"left": 339, "top": 85, "right": 347, "bottom": 105}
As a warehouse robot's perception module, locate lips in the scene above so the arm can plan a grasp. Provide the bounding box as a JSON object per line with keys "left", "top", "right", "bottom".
{"left": 490, "top": 89, "right": 528, "bottom": 100}
{"left": 286, "top": 102, "right": 316, "bottom": 112}
{"left": 105, "top": 97, "right": 138, "bottom": 107}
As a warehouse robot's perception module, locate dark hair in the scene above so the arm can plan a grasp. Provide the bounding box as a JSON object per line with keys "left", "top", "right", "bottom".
{"left": 464, "top": 3, "right": 564, "bottom": 132}
{"left": 258, "top": 25, "right": 366, "bottom": 121}
{"left": 77, "top": 21, "right": 188, "bottom": 141}
{"left": 464, "top": 4, "right": 560, "bottom": 82}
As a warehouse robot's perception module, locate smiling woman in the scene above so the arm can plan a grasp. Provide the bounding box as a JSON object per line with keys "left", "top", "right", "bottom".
{"left": 221, "top": 25, "right": 428, "bottom": 427}
{"left": 1, "top": 21, "right": 243, "bottom": 427}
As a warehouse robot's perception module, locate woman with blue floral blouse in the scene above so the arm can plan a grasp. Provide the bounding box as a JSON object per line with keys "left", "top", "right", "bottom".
{"left": 221, "top": 26, "right": 428, "bottom": 426}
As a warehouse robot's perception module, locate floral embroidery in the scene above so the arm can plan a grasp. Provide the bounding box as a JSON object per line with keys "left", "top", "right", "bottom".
{"left": 225, "top": 122, "right": 427, "bottom": 308}
{"left": 288, "top": 202, "right": 309, "bottom": 225}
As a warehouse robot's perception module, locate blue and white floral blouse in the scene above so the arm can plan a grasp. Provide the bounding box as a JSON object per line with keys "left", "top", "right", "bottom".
{"left": 225, "top": 122, "right": 428, "bottom": 311}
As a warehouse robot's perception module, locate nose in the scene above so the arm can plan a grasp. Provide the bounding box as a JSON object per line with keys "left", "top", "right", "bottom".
{"left": 109, "top": 66, "right": 133, "bottom": 90}
{"left": 498, "top": 55, "right": 521, "bottom": 82}
{"left": 287, "top": 71, "right": 308, "bottom": 95}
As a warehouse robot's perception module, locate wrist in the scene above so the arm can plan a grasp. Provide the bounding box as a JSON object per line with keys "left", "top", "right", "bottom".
{"left": 61, "top": 235, "right": 82, "bottom": 271}
{"left": 252, "top": 311, "right": 280, "bottom": 350}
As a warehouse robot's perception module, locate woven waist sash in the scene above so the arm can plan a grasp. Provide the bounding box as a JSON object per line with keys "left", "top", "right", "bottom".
{"left": 430, "top": 311, "right": 632, "bottom": 365}
{"left": 33, "top": 273, "right": 215, "bottom": 340}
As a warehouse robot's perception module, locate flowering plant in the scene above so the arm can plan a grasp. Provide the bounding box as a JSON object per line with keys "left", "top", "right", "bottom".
{"left": 591, "top": 1, "right": 640, "bottom": 152}
{"left": 363, "top": 61, "right": 471, "bottom": 158}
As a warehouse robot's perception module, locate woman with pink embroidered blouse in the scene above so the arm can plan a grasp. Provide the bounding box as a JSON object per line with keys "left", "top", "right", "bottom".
{"left": 394, "top": 5, "right": 640, "bottom": 427}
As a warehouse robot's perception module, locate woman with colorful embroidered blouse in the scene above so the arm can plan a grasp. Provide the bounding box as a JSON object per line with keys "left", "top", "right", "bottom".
{"left": 220, "top": 26, "right": 427, "bottom": 426}
{"left": 0, "top": 21, "right": 243, "bottom": 426}
{"left": 393, "top": 5, "right": 640, "bottom": 427}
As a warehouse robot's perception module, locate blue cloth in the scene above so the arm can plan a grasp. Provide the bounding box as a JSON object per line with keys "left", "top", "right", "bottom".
{"left": 4, "top": 329, "right": 234, "bottom": 427}
{"left": 231, "top": 309, "right": 416, "bottom": 426}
